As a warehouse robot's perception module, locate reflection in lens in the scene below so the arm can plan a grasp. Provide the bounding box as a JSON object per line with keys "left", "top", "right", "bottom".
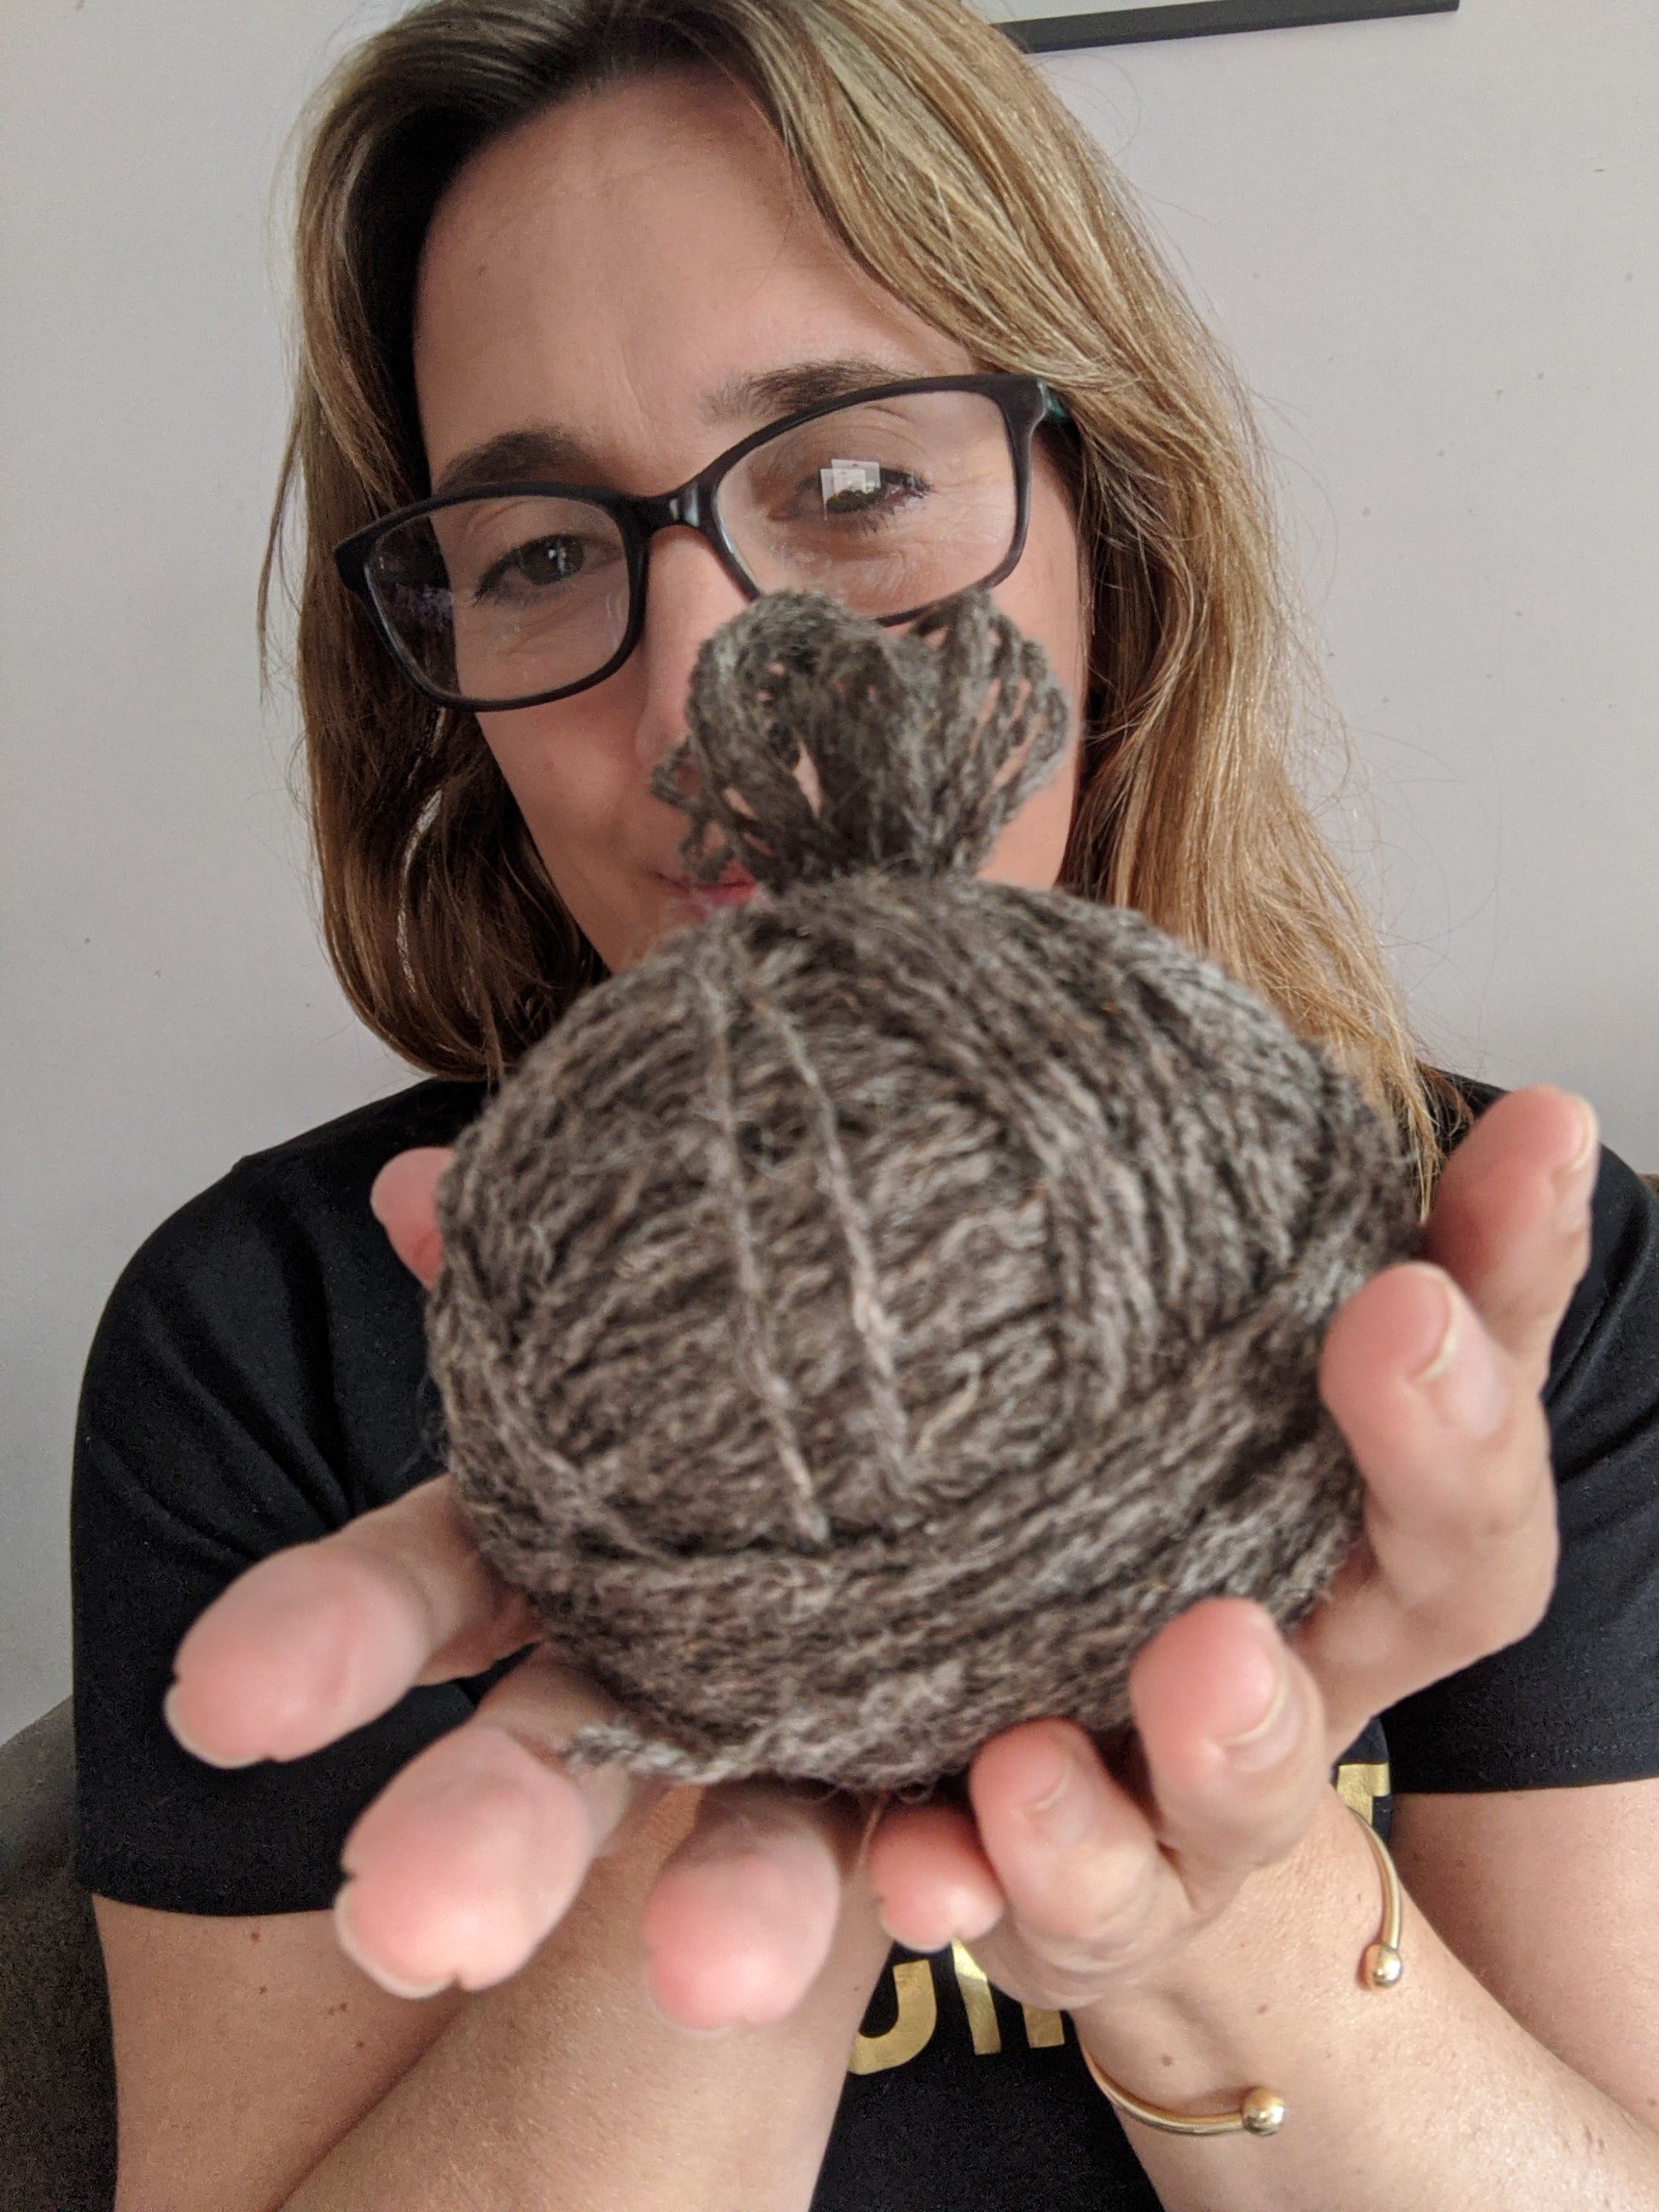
{"left": 368, "top": 495, "right": 631, "bottom": 705}
{"left": 718, "top": 389, "right": 1016, "bottom": 614}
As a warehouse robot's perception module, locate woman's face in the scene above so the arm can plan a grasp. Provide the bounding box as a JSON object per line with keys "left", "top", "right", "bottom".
{"left": 412, "top": 68, "right": 1090, "bottom": 974}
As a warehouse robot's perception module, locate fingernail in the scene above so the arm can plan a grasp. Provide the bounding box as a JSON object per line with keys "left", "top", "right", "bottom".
{"left": 670, "top": 1810, "right": 771, "bottom": 1867}
{"left": 1023, "top": 1745, "right": 1098, "bottom": 1848}
{"left": 641, "top": 1974, "right": 740, "bottom": 2039}
{"left": 1414, "top": 1277, "right": 1507, "bottom": 1438}
{"left": 1565, "top": 1097, "right": 1600, "bottom": 1175}
{"left": 1214, "top": 1632, "right": 1297, "bottom": 1770}
{"left": 164, "top": 1682, "right": 264, "bottom": 1769}
{"left": 875, "top": 1889, "right": 1003, "bottom": 1951}
{"left": 1556, "top": 1098, "right": 1599, "bottom": 1230}
{"left": 333, "top": 1880, "right": 455, "bottom": 2001}
{"left": 949, "top": 1894, "right": 1006, "bottom": 1944}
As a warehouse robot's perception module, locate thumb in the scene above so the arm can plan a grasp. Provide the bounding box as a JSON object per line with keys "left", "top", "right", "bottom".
{"left": 370, "top": 1147, "right": 453, "bottom": 1288}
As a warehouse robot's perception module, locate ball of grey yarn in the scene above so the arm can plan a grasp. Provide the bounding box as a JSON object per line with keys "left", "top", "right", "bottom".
{"left": 428, "top": 589, "right": 1420, "bottom": 1796}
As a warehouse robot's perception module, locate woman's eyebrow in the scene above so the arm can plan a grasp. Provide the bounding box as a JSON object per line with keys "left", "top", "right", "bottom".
{"left": 701, "top": 355, "right": 923, "bottom": 426}
{"left": 430, "top": 358, "right": 921, "bottom": 498}
{"left": 431, "top": 425, "right": 592, "bottom": 498}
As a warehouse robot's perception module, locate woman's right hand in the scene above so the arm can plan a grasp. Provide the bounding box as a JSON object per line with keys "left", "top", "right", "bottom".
{"left": 163, "top": 1148, "right": 899, "bottom": 2032}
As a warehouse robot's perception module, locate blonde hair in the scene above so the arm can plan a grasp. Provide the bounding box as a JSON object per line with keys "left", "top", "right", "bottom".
{"left": 260, "top": 0, "right": 1459, "bottom": 1193}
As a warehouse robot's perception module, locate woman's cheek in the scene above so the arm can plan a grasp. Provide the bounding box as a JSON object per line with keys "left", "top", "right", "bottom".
{"left": 979, "top": 733, "right": 1083, "bottom": 891}
{"left": 477, "top": 707, "right": 664, "bottom": 970}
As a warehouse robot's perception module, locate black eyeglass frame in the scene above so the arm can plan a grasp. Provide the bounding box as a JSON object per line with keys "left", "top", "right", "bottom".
{"left": 332, "top": 372, "right": 1072, "bottom": 713}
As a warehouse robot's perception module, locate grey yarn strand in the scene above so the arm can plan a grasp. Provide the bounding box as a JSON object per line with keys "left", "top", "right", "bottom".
{"left": 653, "top": 589, "right": 1072, "bottom": 890}
{"left": 427, "top": 588, "right": 1419, "bottom": 1795}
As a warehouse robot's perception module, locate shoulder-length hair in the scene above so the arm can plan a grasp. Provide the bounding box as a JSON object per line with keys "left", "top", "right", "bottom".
{"left": 260, "top": 0, "right": 1458, "bottom": 1195}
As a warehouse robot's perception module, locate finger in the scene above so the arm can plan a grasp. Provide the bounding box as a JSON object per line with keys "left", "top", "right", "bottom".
{"left": 1126, "top": 1597, "right": 1328, "bottom": 1907}
{"left": 864, "top": 1800, "right": 1005, "bottom": 1954}
{"left": 332, "top": 1646, "right": 643, "bottom": 1999}
{"left": 964, "top": 1716, "right": 1165, "bottom": 1960}
{"left": 961, "top": 1607, "right": 1326, "bottom": 1980}
{"left": 166, "top": 1475, "right": 543, "bottom": 1767}
{"left": 1306, "top": 1260, "right": 1557, "bottom": 1747}
{"left": 639, "top": 1784, "right": 872, "bottom": 2030}
{"left": 1423, "top": 1085, "right": 1598, "bottom": 1390}
{"left": 370, "top": 1147, "right": 454, "bottom": 1289}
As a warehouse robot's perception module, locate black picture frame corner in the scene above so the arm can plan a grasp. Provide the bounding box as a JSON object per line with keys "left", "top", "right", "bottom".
{"left": 994, "top": 1, "right": 1458, "bottom": 57}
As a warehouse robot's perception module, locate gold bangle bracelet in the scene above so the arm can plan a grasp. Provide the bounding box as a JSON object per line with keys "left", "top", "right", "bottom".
{"left": 1078, "top": 1803, "right": 1404, "bottom": 2139}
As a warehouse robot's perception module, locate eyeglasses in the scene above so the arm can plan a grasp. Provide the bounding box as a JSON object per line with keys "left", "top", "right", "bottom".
{"left": 332, "top": 373, "right": 1069, "bottom": 713}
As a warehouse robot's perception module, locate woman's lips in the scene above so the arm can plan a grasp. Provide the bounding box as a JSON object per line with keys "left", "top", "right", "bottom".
{"left": 660, "top": 870, "right": 758, "bottom": 914}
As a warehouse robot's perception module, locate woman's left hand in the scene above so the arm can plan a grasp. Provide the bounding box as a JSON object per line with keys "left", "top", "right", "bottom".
{"left": 853, "top": 1081, "right": 1597, "bottom": 2012}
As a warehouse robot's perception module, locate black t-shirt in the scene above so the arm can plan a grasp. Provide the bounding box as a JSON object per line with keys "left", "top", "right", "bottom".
{"left": 71, "top": 1075, "right": 1659, "bottom": 2210}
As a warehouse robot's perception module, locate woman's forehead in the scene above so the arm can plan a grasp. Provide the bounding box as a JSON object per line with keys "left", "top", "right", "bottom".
{"left": 416, "top": 73, "right": 855, "bottom": 342}
{"left": 412, "top": 71, "right": 973, "bottom": 484}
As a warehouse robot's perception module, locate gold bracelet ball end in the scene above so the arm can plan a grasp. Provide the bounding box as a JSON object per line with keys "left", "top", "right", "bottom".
{"left": 1363, "top": 1941, "right": 1404, "bottom": 1989}
{"left": 1241, "top": 2088, "right": 1287, "bottom": 2136}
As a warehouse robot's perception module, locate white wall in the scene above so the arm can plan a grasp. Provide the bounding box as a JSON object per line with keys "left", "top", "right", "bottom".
{"left": 3, "top": 0, "right": 1655, "bottom": 1743}
{"left": 1043, "top": 0, "right": 1659, "bottom": 1126}
{"left": 1, "top": 1, "right": 414, "bottom": 1743}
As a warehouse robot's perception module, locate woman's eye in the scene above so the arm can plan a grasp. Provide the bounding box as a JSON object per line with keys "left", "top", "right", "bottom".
{"left": 780, "top": 461, "right": 928, "bottom": 521}
{"left": 477, "top": 535, "right": 587, "bottom": 598}
{"left": 823, "top": 462, "right": 938, "bottom": 517}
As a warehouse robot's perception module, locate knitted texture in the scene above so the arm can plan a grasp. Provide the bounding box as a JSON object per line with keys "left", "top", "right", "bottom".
{"left": 428, "top": 590, "right": 1420, "bottom": 1795}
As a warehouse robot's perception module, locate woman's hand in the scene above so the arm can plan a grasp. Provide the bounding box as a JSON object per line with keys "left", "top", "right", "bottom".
{"left": 163, "top": 1085, "right": 1597, "bottom": 2029}
{"left": 164, "top": 1145, "right": 888, "bottom": 2026}
{"left": 867, "top": 1081, "right": 1596, "bottom": 2012}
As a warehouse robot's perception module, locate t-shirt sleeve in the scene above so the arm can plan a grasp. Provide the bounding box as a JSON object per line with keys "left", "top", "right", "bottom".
{"left": 71, "top": 1131, "right": 515, "bottom": 1916}
{"left": 1382, "top": 1136, "right": 1659, "bottom": 1791}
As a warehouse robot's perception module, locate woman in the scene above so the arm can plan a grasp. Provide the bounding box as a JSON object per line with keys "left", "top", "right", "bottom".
{"left": 71, "top": 2, "right": 1659, "bottom": 2207}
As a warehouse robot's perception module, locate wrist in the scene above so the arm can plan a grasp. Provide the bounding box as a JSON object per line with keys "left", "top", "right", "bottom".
{"left": 1070, "top": 1787, "right": 1386, "bottom": 2104}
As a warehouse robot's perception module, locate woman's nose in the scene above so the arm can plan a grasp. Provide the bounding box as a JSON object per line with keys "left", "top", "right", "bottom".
{"left": 629, "top": 528, "right": 752, "bottom": 775}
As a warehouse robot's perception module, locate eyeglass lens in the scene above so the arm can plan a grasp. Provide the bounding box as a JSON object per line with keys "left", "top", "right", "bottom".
{"left": 363, "top": 388, "right": 1021, "bottom": 708}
